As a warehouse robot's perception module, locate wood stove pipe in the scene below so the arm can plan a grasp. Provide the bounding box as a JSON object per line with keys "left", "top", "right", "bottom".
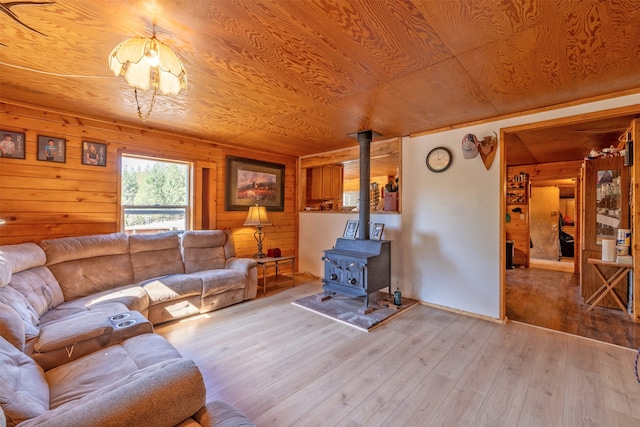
{"left": 357, "top": 130, "right": 372, "bottom": 240}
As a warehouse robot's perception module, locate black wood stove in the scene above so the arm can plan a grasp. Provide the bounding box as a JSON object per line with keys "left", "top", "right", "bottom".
{"left": 321, "top": 129, "right": 392, "bottom": 311}
{"left": 322, "top": 238, "right": 391, "bottom": 309}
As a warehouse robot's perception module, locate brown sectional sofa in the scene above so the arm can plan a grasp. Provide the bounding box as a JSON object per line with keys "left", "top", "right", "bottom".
{"left": 0, "top": 230, "right": 257, "bottom": 427}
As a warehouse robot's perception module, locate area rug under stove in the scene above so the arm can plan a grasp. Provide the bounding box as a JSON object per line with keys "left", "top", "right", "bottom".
{"left": 291, "top": 291, "right": 418, "bottom": 332}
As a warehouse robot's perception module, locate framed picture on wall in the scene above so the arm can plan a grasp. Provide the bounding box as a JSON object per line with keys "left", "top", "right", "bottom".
{"left": 0, "top": 130, "right": 26, "bottom": 159}
{"left": 37, "top": 135, "right": 66, "bottom": 163}
{"left": 82, "top": 141, "right": 107, "bottom": 166}
{"left": 225, "top": 156, "right": 285, "bottom": 211}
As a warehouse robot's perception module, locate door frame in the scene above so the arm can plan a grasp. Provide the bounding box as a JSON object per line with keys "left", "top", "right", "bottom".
{"left": 500, "top": 106, "right": 639, "bottom": 322}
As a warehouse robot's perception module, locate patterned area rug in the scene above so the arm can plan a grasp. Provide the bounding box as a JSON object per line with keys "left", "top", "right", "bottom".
{"left": 291, "top": 291, "right": 418, "bottom": 332}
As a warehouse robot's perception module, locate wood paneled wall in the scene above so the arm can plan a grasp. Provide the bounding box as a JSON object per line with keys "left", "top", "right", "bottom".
{"left": 0, "top": 102, "right": 298, "bottom": 259}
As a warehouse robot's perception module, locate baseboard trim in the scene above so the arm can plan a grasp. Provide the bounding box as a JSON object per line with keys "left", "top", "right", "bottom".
{"left": 418, "top": 300, "right": 506, "bottom": 324}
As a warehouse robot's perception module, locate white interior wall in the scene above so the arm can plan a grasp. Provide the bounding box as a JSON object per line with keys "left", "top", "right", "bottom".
{"left": 299, "top": 93, "right": 640, "bottom": 320}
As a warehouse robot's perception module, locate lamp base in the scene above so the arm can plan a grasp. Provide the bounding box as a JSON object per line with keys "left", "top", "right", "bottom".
{"left": 253, "top": 226, "right": 267, "bottom": 259}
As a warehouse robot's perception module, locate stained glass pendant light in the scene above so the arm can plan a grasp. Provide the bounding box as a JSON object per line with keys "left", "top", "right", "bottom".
{"left": 109, "top": 31, "right": 187, "bottom": 120}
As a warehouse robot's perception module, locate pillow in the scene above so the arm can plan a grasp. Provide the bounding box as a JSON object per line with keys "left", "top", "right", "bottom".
{"left": 0, "top": 336, "right": 49, "bottom": 426}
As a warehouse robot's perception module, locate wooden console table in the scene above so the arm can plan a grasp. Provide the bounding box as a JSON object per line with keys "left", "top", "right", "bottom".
{"left": 586, "top": 258, "right": 633, "bottom": 317}
{"left": 255, "top": 256, "right": 296, "bottom": 295}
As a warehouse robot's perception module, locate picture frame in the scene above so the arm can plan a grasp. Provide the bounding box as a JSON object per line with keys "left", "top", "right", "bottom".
{"left": 343, "top": 220, "right": 359, "bottom": 239}
{"left": 225, "top": 156, "right": 285, "bottom": 211}
{"left": 0, "top": 130, "right": 26, "bottom": 159}
{"left": 82, "top": 141, "right": 107, "bottom": 166}
{"left": 371, "top": 223, "right": 385, "bottom": 240}
{"left": 37, "top": 135, "right": 66, "bottom": 163}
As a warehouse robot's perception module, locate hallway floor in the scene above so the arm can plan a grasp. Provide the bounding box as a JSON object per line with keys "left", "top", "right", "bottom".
{"left": 506, "top": 267, "right": 640, "bottom": 349}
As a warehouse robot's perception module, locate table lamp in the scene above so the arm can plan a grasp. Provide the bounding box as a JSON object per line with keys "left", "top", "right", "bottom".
{"left": 244, "top": 205, "right": 271, "bottom": 258}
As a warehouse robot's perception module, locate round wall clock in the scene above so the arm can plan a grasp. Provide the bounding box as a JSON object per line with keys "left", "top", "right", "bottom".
{"left": 426, "top": 147, "right": 452, "bottom": 172}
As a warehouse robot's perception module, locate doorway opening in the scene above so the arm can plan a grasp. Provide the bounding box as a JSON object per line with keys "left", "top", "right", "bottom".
{"left": 529, "top": 182, "right": 577, "bottom": 273}
{"left": 501, "top": 106, "right": 640, "bottom": 349}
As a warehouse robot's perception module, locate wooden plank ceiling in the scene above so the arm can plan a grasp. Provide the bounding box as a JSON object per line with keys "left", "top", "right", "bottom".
{"left": 1, "top": 0, "right": 639, "bottom": 161}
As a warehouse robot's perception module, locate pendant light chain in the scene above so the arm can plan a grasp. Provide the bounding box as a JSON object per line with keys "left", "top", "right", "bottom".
{"left": 134, "top": 67, "right": 160, "bottom": 121}
{"left": 134, "top": 87, "right": 158, "bottom": 121}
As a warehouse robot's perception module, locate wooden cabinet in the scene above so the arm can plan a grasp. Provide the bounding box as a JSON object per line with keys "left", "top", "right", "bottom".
{"left": 580, "top": 156, "right": 630, "bottom": 309}
{"left": 310, "top": 165, "right": 343, "bottom": 201}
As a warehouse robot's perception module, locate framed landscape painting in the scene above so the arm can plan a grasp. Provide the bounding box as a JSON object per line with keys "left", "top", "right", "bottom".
{"left": 225, "top": 156, "right": 285, "bottom": 211}
{"left": 0, "top": 130, "right": 26, "bottom": 159}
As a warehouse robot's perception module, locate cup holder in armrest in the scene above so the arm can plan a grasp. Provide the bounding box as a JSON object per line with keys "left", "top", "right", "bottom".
{"left": 110, "top": 313, "right": 130, "bottom": 321}
{"left": 116, "top": 319, "right": 137, "bottom": 328}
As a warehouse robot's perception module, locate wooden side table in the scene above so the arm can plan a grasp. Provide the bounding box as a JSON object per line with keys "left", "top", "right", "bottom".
{"left": 586, "top": 258, "right": 633, "bottom": 317}
{"left": 255, "top": 256, "right": 296, "bottom": 295}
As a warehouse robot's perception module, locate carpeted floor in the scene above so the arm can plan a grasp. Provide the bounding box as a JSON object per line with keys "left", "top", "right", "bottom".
{"left": 291, "top": 291, "right": 418, "bottom": 332}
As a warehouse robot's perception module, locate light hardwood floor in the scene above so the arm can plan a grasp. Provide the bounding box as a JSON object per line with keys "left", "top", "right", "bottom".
{"left": 156, "top": 279, "right": 640, "bottom": 427}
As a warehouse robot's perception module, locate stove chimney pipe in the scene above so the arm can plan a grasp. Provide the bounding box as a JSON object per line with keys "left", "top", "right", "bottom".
{"left": 357, "top": 130, "right": 372, "bottom": 240}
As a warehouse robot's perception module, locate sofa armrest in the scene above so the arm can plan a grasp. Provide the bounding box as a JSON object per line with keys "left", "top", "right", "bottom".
{"left": 20, "top": 359, "right": 206, "bottom": 427}
{"left": 193, "top": 401, "right": 256, "bottom": 427}
{"left": 224, "top": 258, "right": 258, "bottom": 300}
{"left": 224, "top": 257, "right": 256, "bottom": 273}
{"left": 35, "top": 312, "right": 113, "bottom": 353}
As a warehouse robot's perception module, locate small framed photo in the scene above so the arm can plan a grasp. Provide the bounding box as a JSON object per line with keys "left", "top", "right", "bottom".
{"left": 371, "top": 223, "right": 385, "bottom": 240}
{"left": 82, "top": 141, "right": 107, "bottom": 166}
{"left": 0, "top": 130, "right": 26, "bottom": 159}
{"left": 343, "top": 220, "right": 359, "bottom": 239}
{"left": 37, "top": 135, "right": 66, "bottom": 163}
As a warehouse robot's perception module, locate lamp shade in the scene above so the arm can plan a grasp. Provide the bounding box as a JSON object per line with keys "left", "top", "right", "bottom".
{"left": 109, "top": 36, "right": 187, "bottom": 95}
{"left": 244, "top": 205, "right": 271, "bottom": 226}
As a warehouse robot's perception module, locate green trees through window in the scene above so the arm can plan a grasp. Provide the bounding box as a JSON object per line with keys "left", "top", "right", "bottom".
{"left": 121, "top": 155, "right": 190, "bottom": 233}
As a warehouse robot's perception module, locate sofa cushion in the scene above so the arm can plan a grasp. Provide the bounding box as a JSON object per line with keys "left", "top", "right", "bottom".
{"left": 39, "top": 300, "right": 131, "bottom": 326}
{"left": 223, "top": 230, "right": 237, "bottom": 259}
{"left": 46, "top": 333, "right": 182, "bottom": 410}
{"left": 61, "top": 284, "right": 149, "bottom": 315}
{"left": 0, "top": 288, "right": 39, "bottom": 350}
{"left": 141, "top": 274, "right": 203, "bottom": 304}
{"left": 182, "top": 230, "right": 228, "bottom": 273}
{"left": 35, "top": 312, "right": 113, "bottom": 353}
{"left": 6, "top": 267, "right": 63, "bottom": 319}
{"left": 0, "top": 301, "right": 26, "bottom": 350}
{"left": 191, "top": 270, "right": 246, "bottom": 298}
{"left": 21, "top": 359, "right": 205, "bottom": 427}
{"left": 129, "top": 232, "right": 185, "bottom": 282}
{"left": 0, "top": 243, "right": 47, "bottom": 287}
{"left": 41, "top": 233, "right": 134, "bottom": 301}
{"left": 0, "top": 336, "right": 49, "bottom": 427}
{"left": 40, "top": 233, "right": 129, "bottom": 265}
